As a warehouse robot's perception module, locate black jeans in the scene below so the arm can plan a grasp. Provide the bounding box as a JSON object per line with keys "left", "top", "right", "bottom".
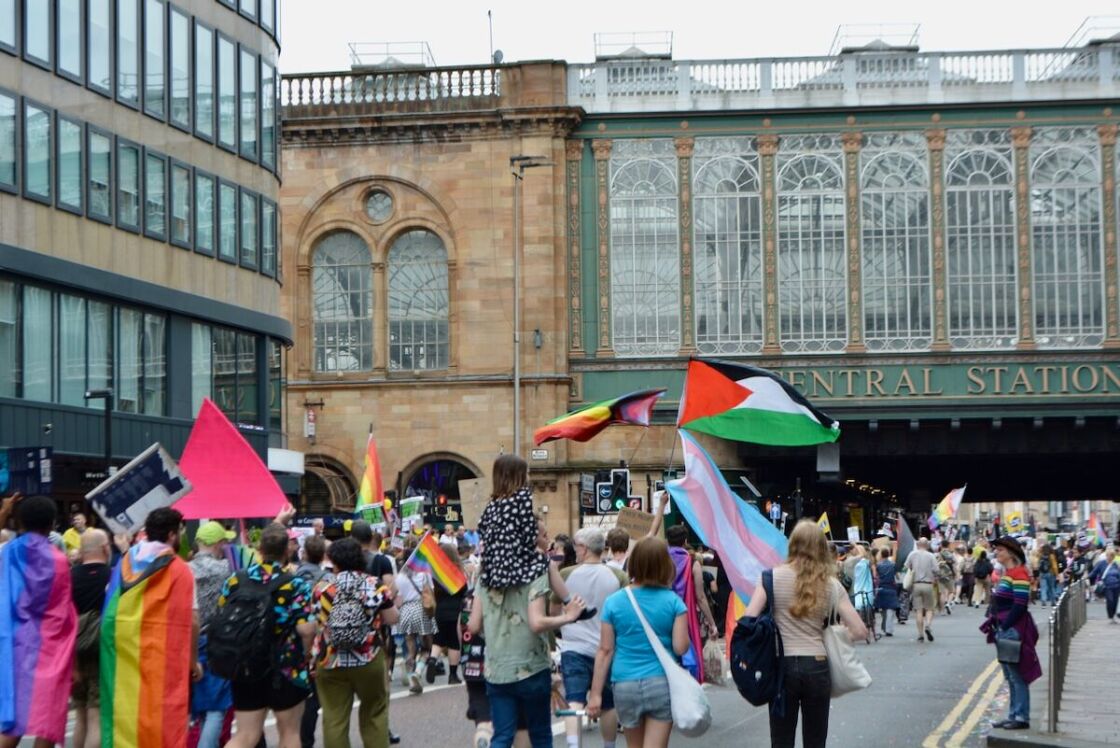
{"left": 300, "top": 687, "right": 320, "bottom": 748}
{"left": 769, "top": 656, "right": 831, "bottom": 748}
{"left": 1105, "top": 587, "right": 1119, "bottom": 620}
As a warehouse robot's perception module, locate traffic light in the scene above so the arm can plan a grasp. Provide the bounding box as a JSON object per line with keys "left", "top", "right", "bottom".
{"left": 437, "top": 494, "right": 448, "bottom": 507}
{"left": 595, "top": 469, "right": 630, "bottom": 514}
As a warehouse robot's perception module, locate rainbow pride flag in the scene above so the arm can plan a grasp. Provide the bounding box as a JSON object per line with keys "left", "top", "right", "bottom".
{"left": 405, "top": 532, "right": 467, "bottom": 593}
{"left": 0, "top": 533, "right": 76, "bottom": 743}
{"left": 533, "top": 388, "right": 666, "bottom": 446}
{"left": 928, "top": 485, "right": 967, "bottom": 530}
{"left": 356, "top": 432, "right": 384, "bottom": 514}
{"left": 101, "top": 543, "right": 195, "bottom": 748}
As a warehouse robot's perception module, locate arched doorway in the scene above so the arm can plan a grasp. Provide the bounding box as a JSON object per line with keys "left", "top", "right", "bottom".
{"left": 400, "top": 454, "right": 479, "bottom": 527}
{"left": 300, "top": 456, "right": 357, "bottom": 515}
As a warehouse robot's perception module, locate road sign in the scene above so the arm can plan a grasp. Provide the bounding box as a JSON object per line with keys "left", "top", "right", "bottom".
{"left": 627, "top": 496, "right": 643, "bottom": 511}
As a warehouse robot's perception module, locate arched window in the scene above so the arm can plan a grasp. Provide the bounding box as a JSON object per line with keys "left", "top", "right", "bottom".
{"left": 312, "top": 231, "right": 372, "bottom": 372}
{"left": 693, "top": 137, "right": 763, "bottom": 354}
{"left": 945, "top": 130, "right": 1017, "bottom": 350}
{"left": 388, "top": 229, "right": 449, "bottom": 370}
{"left": 776, "top": 137, "right": 846, "bottom": 353}
{"left": 1030, "top": 129, "right": 1103, "bottom": 349}
{"left": 860, "top": 137, "right": 931, "bottom": 351}
{"left": 610, "top": 139, "right": 680, "bottom": 357}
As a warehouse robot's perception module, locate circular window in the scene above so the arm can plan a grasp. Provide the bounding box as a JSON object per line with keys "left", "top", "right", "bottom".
{"left": 364, "top": 190, "right": 394, "bottom": 223}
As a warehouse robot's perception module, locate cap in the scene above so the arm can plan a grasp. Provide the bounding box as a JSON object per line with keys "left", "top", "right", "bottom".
{"left": 196, "top": 521, "right": 235, "bottom": 546}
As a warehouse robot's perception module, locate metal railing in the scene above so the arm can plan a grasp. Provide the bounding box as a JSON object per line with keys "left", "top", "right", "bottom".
{"left": 1048, "top": 579, "right": 1088, "bottom": 732}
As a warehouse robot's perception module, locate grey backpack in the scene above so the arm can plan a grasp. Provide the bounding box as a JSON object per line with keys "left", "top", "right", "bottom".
{"left": 326, "top": 574, "right": 372, "bottom": 651}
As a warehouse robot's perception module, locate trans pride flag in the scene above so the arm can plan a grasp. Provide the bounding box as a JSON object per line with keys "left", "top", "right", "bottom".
{"left": 667, "top": 430, "right": 788, "bottom": 634}
{"left": 0, "top": 533, "right": 76, "bottom": 743}
{"left": 533, "top": 388, "right": 666, "bottom": 446}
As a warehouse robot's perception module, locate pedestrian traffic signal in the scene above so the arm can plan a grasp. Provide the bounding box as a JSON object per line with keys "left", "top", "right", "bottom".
{"left": 594, "top": 468, "right": 631, "bottom": 514}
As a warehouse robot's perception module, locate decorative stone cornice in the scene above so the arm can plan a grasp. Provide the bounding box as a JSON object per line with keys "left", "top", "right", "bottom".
{"left": 566, "top": 139, "right": 585, "bottom": 160}
{"left": 758, "top": 134, "right": 780, "bottom": 157}
{"left": 591, "top": 139, "right": 613, "bottom": 161}
{"left": 841, "top": 131, "right": 863, "bottom": 153}
{"left": 925, "top": 129, "right": 947, "bottom": 151}
{"left": 674, "top": 136, "right": 695, "bottom": 158}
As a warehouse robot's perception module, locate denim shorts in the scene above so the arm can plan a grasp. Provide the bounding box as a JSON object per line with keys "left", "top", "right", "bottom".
{"left": 611, "top": 676, "right": 671, "bottom": 729}
{"left": 560, "top": 651, "right": 613, "bottom": 710}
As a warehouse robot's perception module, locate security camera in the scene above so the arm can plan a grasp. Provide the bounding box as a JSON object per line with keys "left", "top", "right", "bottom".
{"left": 42, "top": 423, "right": 52, "bottom": 435}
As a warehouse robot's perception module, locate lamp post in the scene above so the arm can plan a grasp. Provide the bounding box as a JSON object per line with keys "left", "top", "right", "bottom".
{"left": 510, "top": 155, "right": 551, "bottom": 457}
{"left": 84, "top": 388, "right": 113, "bottom": 476}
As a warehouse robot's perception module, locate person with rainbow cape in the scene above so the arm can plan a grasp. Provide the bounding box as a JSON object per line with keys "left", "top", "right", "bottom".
{"left": 0, "top": 493, "right": 76, "bottom": 748}
{"left": 100, "top": 507, "right": 202, "bottom": 748}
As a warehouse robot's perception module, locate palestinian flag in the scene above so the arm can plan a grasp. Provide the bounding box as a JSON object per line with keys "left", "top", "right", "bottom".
{"left": 533, "top": 388, "right": 666, "bottom": 446}
{"left": 677, "top": 358, "right": 839, "bottom": 446}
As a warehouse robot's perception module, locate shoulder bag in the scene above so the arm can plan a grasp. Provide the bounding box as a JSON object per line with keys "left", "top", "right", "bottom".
{"left": 995, "top": 627, "right": 1021, "bottom": 664}
{"left": 902, "top": 567, "right": 915, "bottom": 592}
{"left": 822, "top": 581, "right": 872, "bottom": 697}
{"left": 624, "top": 588, "right": 712, "bottom": 737}
{"left": 406, "top": 572, "right": 436, "bottom": 618}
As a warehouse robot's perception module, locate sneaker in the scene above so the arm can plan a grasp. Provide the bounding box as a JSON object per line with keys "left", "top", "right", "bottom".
{"left": 1004, "top": 721, "right": 1029, "bottom": 730}
{"left": 926, "top": 628, "right": 934, "bottom": 642}
{"left": 425, "top": 657, "right": 437, "bottom": 684}
{"left": 409, "top": 672, "right": 423, "bottom": 694}
{"left": 884, "top": 632, "right": 893, "bottom": 637}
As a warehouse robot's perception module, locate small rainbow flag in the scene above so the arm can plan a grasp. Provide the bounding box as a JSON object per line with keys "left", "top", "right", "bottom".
{"left": 405, "top": 532, "right": 467, "bottom": 594}
{"left": 356, "top": 431, "right": 383, "bottom": 514}
{"left": 1087, "top": 513, "right": 1110, "bottom": 545}
{"left": 100, "top": 543, "right": 195, "bottom": 747}
{"left": 533, "top": 388, "right": 666, "bottom": 446}
{"left": 928, "top": 485, "right": 967, "bottom": 530}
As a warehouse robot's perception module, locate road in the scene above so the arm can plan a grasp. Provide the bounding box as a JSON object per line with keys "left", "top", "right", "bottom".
{"left": 270, "top": 601, "right": 1042, "bottom": 747}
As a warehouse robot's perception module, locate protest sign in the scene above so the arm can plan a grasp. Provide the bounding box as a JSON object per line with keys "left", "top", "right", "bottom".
{"left": 616, "top": 507, "right": 656, "bottom": 540}
{"left": 400, "top": 496, "right": 425, "bottom": 534}
{"left": 846, "top": 526, "right": 861, "bottom": 543}
{"left": 0, "top": 447, "right": 53, "bottom": 496}
{"left": 85, "top": 443, "right": 192, "bottom": 536}
{"left": 458, "top": 478, "right": 492, "bottom": 529}
{"left": 359, "top": 503, "right": 387, "bottom": 534}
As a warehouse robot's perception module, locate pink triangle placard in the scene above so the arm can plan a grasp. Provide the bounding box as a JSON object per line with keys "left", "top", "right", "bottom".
{"left": 176, "top": 398, "right": 289, "bottom": 520}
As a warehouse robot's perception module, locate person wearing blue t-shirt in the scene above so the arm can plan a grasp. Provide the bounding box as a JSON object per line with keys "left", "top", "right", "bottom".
{"left": 587, "top": 537, "right": 689, "bottom": 748}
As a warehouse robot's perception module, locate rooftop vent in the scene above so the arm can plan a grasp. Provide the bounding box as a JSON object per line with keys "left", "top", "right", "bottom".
{"left": 594, "top": 31, "right": 673, "bottom": 61}
{"left": 828, "top": 23, "right": 920, "bottom": 55}
{"left": 348, "top": 42, "right": 436, "bottom": 70}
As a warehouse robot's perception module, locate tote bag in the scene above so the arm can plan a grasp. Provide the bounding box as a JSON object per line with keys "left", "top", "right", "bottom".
{"left": 625, "top": 588, "right": 712, "bottom": 737}
{"left": 822, "top": 583, "right": 872, "bottom": 698}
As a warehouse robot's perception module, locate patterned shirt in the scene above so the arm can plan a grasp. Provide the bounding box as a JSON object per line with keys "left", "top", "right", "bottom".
{"left": 991, "top": 565, "right": 1031, "bottom": 630}
{"left": 478, "top": 488, "right": 549, "bottom": 589}
{"left": 218, "top": 560, "right": 314, "bottom": 688}
{"left": 311, "top": 571, "right": 391, "bottom": 670}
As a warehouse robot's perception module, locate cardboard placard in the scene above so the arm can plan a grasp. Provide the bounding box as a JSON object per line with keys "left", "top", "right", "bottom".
{"left": 399, "top": 496, "right": 425, "bottom": 534}
{"left": 846, "top": 526, "right": 861, "bottom": 543}
{"left": 457, "top": 477, "right": 492, "bottom": 529}
{"left": 616, "top": 507, "right": 656, "bottom": 540}
{"left": 85, "top": 443, "right": 192, "bottom": 536}
{"left": 358, "top": 504, "right": 387, "bottom": 534}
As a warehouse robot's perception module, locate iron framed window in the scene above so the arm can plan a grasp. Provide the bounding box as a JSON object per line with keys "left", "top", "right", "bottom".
{"left": 692, "top": 136, "right": 763, "bottom": 355}
{"left": 776, "top": 134, "right": 847, "bottom": 354}
{"left": 609, "top": 139, "right": 680, "bottom": 357}
{"left": 143, "top": 149, "right": 167, "bottom": 241}
{"left": 945, "top": 129, "right": 1018, "bottom": 350}
{"left": 56, "top": 114, "right": 83, "bottom": 215}
{"left": 860, "top": 132, "right": 932, "bottom": 352}
{"left": 387, "top": 229, "right": 449, "bottom": 371}
{"left": 312, "top": 231, "right": 374, "bottom": 373}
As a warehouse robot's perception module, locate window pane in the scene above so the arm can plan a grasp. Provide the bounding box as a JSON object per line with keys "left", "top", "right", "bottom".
{"left": 191, "top": 323, "right": 211, "bottom": 415}
{"left": 194, "top": 23, "right": 214, "bottom": 138}
{"left": 0, "top": 0, "right": 14, "bottom": 49}
{"left": 59, "top": 294, "right": 87, "bottom": 406}
{"left": 0, "top": 280, "right": 16, "bottom": 397}
{"left": 217, "top": 37, "right": 236, "bottom": 148}
{"left": 0, "top": 94, "right": 17, "bottom": 189}
{"left": 88, "top": 300, "right": 112, "bottom": 396}
{"left": 171, "top": 164, "right": 191, "bottom": 244}
{"left": 144, "top": 153, "right": 166, "bottom": 236}
{"left": 88, "top": 132, "right": 112, "bottom": 220}
{"left": 117, "top": 308, "right": 141, "bottom": 412}
{"left": 239, "top": 50, "right": 257, "bottom": 159}
{"left": 117, "top": 142, "right": 140, "bottom": 226}
{"left": 88, "top": 0, "right": 111, "bottom": 92}
{"left": 212, "top": 327, "right": 236, "bottom": 421}
{"left": 25, "top": 103, "right": 51, "bottom": 200}
{"left": 117, "top": 0, "right": 139, "bottom": 104}
{"left": 169, "top": 9, "right": 190, "bottom": 127}
{"left": 23, "top": 286, "right": 53, "bottom": 402}
{"left": 58, "top": 0, "right": 82, "bottom": 77}
{"left": 313, "top": 232, "right": 373, "bottom": 372}
{"left": 237, "top": 333, "right": 257, "bottom": 425}
{"left": 261, "top": 61, "right": 275, "bottom": 169}
{"left": 388, "top": 230, "right": 449, "bottom": 370}
{"left": 142, "top": 313, "right": 165, "bottom": 415}
{"left": 59, "top": 119, "right": 83, "bottom": 211}
{"left": 261, "top": 0, "right": 274, "bottom": 32}
{"left": 268, "top": 339, "right": 281, "bottom": 431}
{"left": 239, "top": 0, "right": 255, "bottom": 19}
{"left": 196, "top": 173, "right": 215, "bottom": 254}
{"left": 261, "top": 200, "right": 276, "bottom": 275}
{"left": 219, "top": 183, "right": 237, "bottom": 260}
{"left": 240, "top": 191, "right": 257, "bottom": 265}
{"left": 25, "top": 0, "right": 50, "bottom": 63}
{"left": 143, "top": 0, "right": 165, "bottom": 117}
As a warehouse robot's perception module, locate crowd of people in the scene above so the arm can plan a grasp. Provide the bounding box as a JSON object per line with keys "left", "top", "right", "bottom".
{"left": 3, "top": 475, "right": 1118, "bottom": 748}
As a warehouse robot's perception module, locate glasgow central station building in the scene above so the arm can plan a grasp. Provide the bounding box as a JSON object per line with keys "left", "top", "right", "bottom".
{"left": 280, "top": 28, "right": 1120, "bottom": 535}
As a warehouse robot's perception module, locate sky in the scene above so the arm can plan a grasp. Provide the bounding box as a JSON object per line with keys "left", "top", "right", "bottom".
{"left": 278, "top": 0, "right": 1120, "bottom": 73}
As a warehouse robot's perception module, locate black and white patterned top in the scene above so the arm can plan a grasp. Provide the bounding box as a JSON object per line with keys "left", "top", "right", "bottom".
{"left": 478, "top": 487, "right": 549, "bottom": 589}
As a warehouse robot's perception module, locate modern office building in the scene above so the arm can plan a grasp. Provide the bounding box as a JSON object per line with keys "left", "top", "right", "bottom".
{"left": 279, "top": 29, "right": 1120, "bottom": 535}
{"left": 0, "top": 0, "right": 290, "bottom": 505}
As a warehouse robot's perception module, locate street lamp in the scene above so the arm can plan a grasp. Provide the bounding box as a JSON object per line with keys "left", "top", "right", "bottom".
{"left": 510, "top": 155, "right": 551, "bottom": 457}
{"left": 84, "top": 388, "right": 113, "bottom": 476}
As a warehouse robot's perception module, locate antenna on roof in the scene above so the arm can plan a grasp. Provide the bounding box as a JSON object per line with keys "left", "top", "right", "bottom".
{"left": 488, "top": 10, "right": 495, "bottom": 63}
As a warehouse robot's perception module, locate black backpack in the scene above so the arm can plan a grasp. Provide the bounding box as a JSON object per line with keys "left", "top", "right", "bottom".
{"left": 729, "top": 570, "right": 785, "bottom": 714}
{"left": 207, "top": 570, "right": 291, "bottom": 682}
